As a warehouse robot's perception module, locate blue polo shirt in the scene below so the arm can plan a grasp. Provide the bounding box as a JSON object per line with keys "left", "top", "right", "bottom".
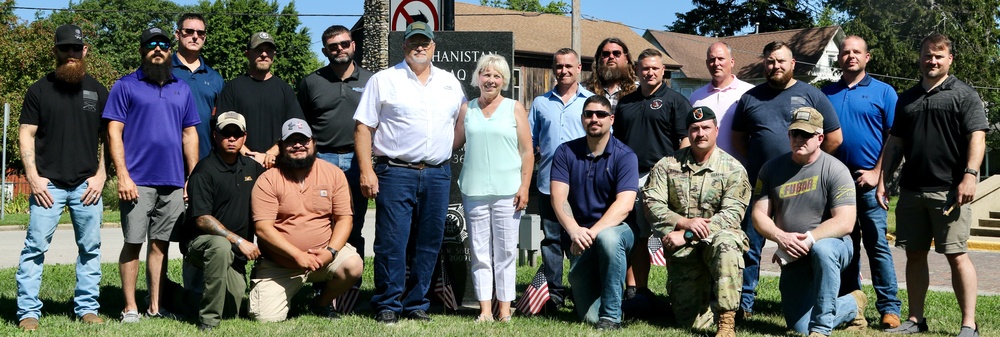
{"left": 550, "top": 136, "right": 639, "bottom": 228}
{"left": 822, "top": 74, "right": 897, "bottom": 171}
{"left": 172, "top": 53, "right": 224, "bottom": 159}
{"left": 103, "top": 69, "right": 201, "bottom": 188}
{"left": 529, "top": 84, "right": 594, "bottom": 195}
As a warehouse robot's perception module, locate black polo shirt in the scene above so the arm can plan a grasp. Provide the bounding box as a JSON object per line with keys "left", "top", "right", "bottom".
{"left": 298, "top": 63, "right": 374, "bottom": 152}
{"left": 182, "top": 151, "right": 266, "bottom": 273}
{"left": 892, "top": 76, "right": 989, "bottom": 192}
{"left": 614, "top": 84, "right": 692, "bottom": 172}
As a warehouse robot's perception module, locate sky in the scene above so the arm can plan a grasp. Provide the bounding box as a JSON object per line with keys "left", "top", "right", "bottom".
{"left": 14, "top": 0, "right": 696, "bottom": 62}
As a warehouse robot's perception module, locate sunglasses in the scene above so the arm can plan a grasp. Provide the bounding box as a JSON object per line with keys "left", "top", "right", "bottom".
{"left": 218, "top": 129, "right": 245, "bottom": 139}
{"left": 790, "top": 130, "right": 819, "bottom": 139}
{"left": 144, "top": 41, "right": 171, "bottom": 50}
{"left": 57, "top": 45, "right": 84, "bottom": 52}
{"left": 583, "top": 110, "right": 612, "bottom": 118}
{"left": 326, "top": 40, "right": 352, "bottom": 50}
{"left": 180, "top": 28, "right": 206, "bottom": 37}
{"left": 406, "top": 41, "right": 433, "bottom": 49}
{"left": 601, "top": 50, "right": 623, "bottom": 58}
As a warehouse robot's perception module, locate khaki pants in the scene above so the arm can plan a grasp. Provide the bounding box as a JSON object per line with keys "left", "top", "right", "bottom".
{"left": 248, "top": 244, "right": 359, "bottom": 322}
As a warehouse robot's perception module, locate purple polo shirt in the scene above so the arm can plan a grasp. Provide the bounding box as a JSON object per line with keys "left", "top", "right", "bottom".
{"left": 103, "top": 69, "right": 200, "bottom": 187}
{"left": 550, "top": 136, "right": 639, "bottom": 228}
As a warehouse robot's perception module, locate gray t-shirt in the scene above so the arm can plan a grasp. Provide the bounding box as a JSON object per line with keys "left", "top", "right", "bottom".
{"left": 754, "top": 152, "right": 855, "bottom": 234}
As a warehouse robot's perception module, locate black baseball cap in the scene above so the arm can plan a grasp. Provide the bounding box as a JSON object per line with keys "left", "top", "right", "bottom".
{"left": 54, "top": 24, "right": 84, "bottom": 46}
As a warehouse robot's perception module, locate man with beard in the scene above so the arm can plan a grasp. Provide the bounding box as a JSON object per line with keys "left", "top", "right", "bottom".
{"left": 586, "top": 37, "right": 637, "bottom": 111}
{"left": 248, "top": 118, "right": 363, "bottom": 322}
{"left": 528, "top": 47, "right": 594, "bottom": 314}
{"left": 880, "top": 34, "right": 986, "bottom": 337}
{"left": 731, "top": 41, "right": 841, "bottom": 318}
{"left": 298, "top": 25, "right": 374, "bottom": 269}
{"left": 103, "top": 27, "right": 200, "bottom": 323}
{"left": 354, "top": 22, "right": 465, "bottom": 324}
{"left": 217, "top": 32, "right": 304, "bottom": 169}
{"left": 689, "top": 42, "right": 754, "bottom": 164}
{"left": 551, "top": 95, "right": 638, "bottom": 330}
{"left": 614, "top": 48, "right": 692, "bottom": 311}
{"left": 171, "top": 13, "right": 223, "bottom": 160}
{"left": 16, "top": 24, "right": 109, "bottom": 331}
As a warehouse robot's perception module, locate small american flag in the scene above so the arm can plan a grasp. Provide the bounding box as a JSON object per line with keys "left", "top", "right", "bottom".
{"left": 434, "top": 258, "right": 459, "bottom": 311}
{"left": 648, "top": 236, "right": 667, "bottom": 266}
{"left": 331, "top": 285, "right": 360, "bottom": 314}
{"left": 515, "top": 265, "right": 549, "bottom": 315}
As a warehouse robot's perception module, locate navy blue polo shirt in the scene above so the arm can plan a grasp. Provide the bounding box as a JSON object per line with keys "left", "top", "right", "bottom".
{"left": 172, "top": 53, "right": 224, "bottom": 159}
{"left": 550, "top": 136, "right": 639, "bottom": 228}
{"left": 822, "top": 74, "right": 897, "bottom": 171}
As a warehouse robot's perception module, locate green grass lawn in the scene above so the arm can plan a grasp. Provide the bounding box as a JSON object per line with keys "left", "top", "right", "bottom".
{"left": 0, "top": 211, "right": 120, "bottom": 227}
{"left": 0, "top": 257, "right": 996, "bottom": 336}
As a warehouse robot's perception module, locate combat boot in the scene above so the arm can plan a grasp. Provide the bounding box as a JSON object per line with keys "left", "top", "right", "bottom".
{"left": 716, "top": 310, "right": 736, "bottom": 337}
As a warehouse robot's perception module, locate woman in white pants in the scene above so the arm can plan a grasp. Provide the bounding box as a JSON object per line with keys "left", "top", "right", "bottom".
{"left": 454, "top": 54, "right": 533, "bottom": 322}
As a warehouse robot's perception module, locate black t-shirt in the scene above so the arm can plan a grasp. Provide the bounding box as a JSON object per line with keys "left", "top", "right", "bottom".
{"left": 298, "top": 64, "right": 374, "bottom": 152}
{"left": 19, "top": 73, "right": 108, "bottom": 188}
{"left": 182, "top": 152, "right": 265, "bottom": 273}
{"left": 216, "top": 75, "right": 304, "bottom": 152}
{"left": 614, "top": 84, "right": 692, "bottom": 172}
{"left": 892, "top": 76, "right": 989, "bottom": 192}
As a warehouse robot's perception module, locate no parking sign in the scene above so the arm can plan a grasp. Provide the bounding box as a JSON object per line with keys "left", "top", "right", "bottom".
{"left": 390, "top": 0, "right": 441, "bottom": 31}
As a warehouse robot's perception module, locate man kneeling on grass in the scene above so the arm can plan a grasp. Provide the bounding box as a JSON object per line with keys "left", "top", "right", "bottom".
{"left": 751, "top": 108, "right": 866, "bottom": 337}
{"left": 248, "top": 118, "right": 364, "bottom": 322}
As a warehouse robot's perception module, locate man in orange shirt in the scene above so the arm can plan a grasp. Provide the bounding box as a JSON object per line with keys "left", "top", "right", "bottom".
{"left": 248, "top": 118, "right": 364, "bottom": 322}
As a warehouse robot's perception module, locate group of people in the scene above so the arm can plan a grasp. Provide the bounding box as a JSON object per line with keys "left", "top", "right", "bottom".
{"left": 13, "top": 11, "right": 985, "bottom": 337}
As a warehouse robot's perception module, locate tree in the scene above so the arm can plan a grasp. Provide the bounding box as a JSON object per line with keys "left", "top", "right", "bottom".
{"left": 481, "top": 0, "right": 569, "bottom": 14}
{"left": 667, "top": 0, "right": 816, "bottom": 37}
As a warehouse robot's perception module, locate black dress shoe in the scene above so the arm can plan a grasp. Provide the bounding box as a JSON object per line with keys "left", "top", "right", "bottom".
{"left": 375, "top": 310, "right": 399, "bottom": 325}
{"left": 406, "top": 309, "right": 431, "bottom": 321}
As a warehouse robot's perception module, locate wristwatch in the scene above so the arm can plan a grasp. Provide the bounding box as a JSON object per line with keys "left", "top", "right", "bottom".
{"left": 964, "top": 168, "right": 979, "bottom": 176}
{"left": 326, "top": 246, "right": 338, "bottom": 258}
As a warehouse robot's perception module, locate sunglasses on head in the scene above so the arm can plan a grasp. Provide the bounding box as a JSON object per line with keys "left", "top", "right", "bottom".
{"left": 583, "top": 110, "right": 612, "bottom": 118}
{"left": 57, "top": 45, "right": 84, "bottom": 52}
{"left": 326, "top": 40, "right": 352, "bottom": 50}
{"left": 218, "top": 129, "right": 245, "bottom": 139}
{"left": 790, "top": 130, "right": 819, "bottom": 139}
{"left": 144, "top": 41, "right": 171, "bottom": 50}
{"left": 601, "top": 50, "right": 623, "bottom": 58}
{"left": 180, "top": 28, "right": 206, "bottom": 37}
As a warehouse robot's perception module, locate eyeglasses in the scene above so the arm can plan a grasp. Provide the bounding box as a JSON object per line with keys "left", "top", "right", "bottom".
{"left": 284, "top": 137, "right": 311, "bottom": 146}
{"left": 57, "top": 45, "right": 84, "bottom": 52}
{"left": 583, "top": 110, "right": 612, "bottom": 118}
{"left": 180, "top": 28, "right": 207, "bottom": 37}
{"left": 601, "top": 50, "right": 623, "bottom": 58}
{"left": 326, "top": 40, "right": 352, "bottom": 50}
{"left": 218, "top": 129, "right": 245, "bottom": 139}
{"left": 790, "top": 130, "right": 819, "bottom": 139}
{"left": 144, "top": 41, "right": 171, "bottom": 50}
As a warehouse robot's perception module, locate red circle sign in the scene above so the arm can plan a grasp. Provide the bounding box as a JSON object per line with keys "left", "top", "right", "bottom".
{"left": 391, "top": 0, "right": 439, "bottom": 31}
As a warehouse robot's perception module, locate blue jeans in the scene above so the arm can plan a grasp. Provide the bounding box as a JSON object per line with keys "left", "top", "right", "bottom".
{"left": 370, "top": 163, "right": 451, "bottom": 314}
{"left": 538, "top": 193, "right": 569, "bottom": 305}
{"left": 568, "top": 224, "right": 634, "bottom": 324}
{"left": 317, "top": 152, "right": 369, "bottom": 258}
{"left": 16, "top": 181, "right": 103, "bottom": 320}
{"left": 841, "top": 188, "right": 901, "bottom": 316}
{"left": 739, "top": 209, "right": 766, "bottom": 313}
{"left": 780, "top": 237, "right": 858, "bottom": 335}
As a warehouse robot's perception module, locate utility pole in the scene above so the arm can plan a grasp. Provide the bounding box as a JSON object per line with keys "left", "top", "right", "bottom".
{"left": 571, "top": 0, "right": 581, "bottom": 53}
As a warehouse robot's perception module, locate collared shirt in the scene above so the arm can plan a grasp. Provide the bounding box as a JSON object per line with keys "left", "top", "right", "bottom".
{"left": 614, "top": 83, "right": 692, "bottom": 173}
{"left": 689, "top": 75, "right": 755, "bottom": 163}
{"left": 171, "top": 53, "right": 224, "bottom": 160}
{"left": 182, "top": 151, "right": 265, "bottom": 273}
{"left": 354, "top": 61, "right": 466, "bottom": 165}
{"left": 298, "top": 62, "right": 374, "bottom": 152}
{"left": 529, "top": 83, "right": 594, "bottom": 194}
{"left": 822, "top": 74, "right": 897, "bottom": 172}
{"left": 102, "top": 69, "right": 201, "bottom": 187}
{"left": 642, "top": 147, "right": 750, "bottom": 249}
{"left": 892, "top": 76, "right": 989, "bottom": 191}
{"left": 550, "top": 136, "right": 639, "bottom": 228}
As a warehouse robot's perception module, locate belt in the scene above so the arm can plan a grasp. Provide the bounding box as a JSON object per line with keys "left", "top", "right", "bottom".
{"left": 325, "top": 145, "right": 354, "bottom": 154}
{"left": 375, "top": 156, "right": 445, "bottom": 170}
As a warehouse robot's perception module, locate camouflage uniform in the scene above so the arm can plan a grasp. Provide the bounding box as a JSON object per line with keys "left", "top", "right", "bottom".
{"left": 642, "top": 146, "right": 751, "bottom": 330}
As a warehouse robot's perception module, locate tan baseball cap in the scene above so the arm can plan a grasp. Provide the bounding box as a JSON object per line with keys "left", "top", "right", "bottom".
{"left": 216, "top": 111, "right": 246, "bottom": 131}
{"left": 788, "top": 107, "right": 824, "bottom": 134}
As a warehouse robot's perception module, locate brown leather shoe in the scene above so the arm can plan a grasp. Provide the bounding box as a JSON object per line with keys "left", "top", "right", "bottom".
{"left": 881, "top": 313, "right": 901, "bottom": 329}
{"left": 80, "top": 313, "right": 105, "bottom": 324}
{"left": 18, "top": 317, "right": 39, "bottom": 331}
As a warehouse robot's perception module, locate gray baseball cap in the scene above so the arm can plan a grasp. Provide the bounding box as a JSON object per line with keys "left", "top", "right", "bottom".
{"left": 281, "top": 118, "right": 312, "bottom": 140}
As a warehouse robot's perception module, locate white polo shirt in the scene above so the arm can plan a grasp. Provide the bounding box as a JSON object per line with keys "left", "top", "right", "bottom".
{"left": 354, "top": 61, "right": 466, "bottom": 165}
{"left": 689, "top": 75, "right": 754, "bottom": 163}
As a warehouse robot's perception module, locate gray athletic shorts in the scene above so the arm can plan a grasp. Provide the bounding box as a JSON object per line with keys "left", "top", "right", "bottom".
{"left": 121, "top": 186, "right": 184, "bottom": 244}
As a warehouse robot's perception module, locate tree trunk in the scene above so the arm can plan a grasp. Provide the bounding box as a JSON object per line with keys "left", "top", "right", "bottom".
{"left": 362, "top": 0, "right": 389, "bottom": 72}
